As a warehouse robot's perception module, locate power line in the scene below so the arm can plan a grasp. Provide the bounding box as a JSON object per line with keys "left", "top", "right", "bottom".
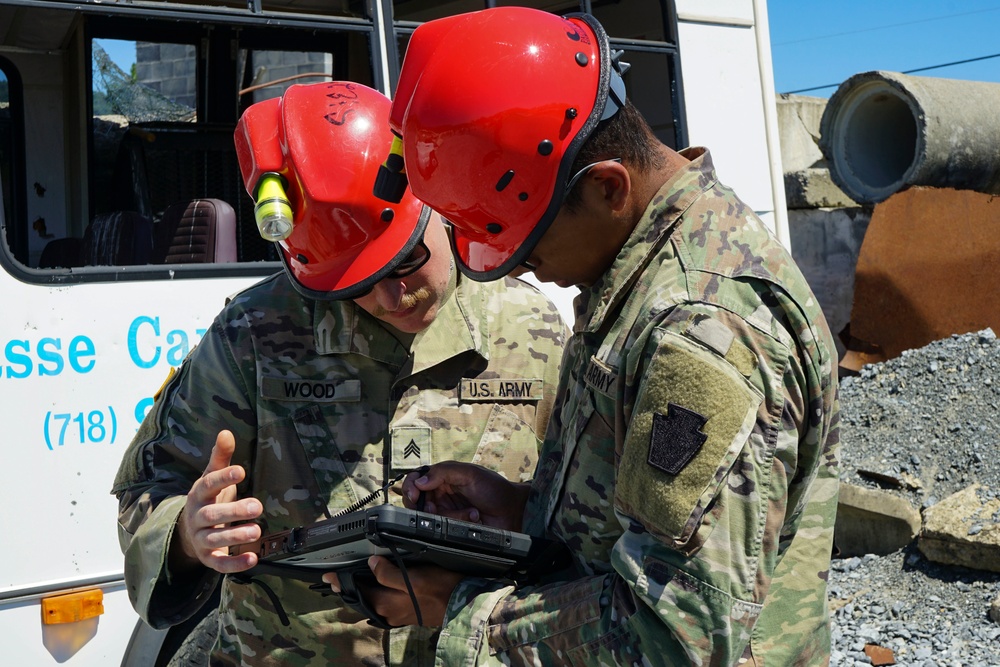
{"left": 773, "top": 6, "right": 1000, "bottom": 47}
{"left": 780, "top": 51, "right": 1000, "bottom": 95}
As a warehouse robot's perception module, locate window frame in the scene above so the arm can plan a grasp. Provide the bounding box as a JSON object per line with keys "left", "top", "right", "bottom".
{"left": 0, "top": 1, "right": 381, "bottom": 285}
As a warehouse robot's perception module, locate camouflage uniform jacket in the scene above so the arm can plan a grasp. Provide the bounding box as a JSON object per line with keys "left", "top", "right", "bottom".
{"left": 113, "top": 270, "right": 567, "bottom": 667}
{"left": 435, "top": 148, "right": 841, "bottom": 666}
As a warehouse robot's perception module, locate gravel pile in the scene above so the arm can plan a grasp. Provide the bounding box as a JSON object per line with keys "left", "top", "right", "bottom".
{"left": 831, "top": 329, "right": 1000, "bottom": 666}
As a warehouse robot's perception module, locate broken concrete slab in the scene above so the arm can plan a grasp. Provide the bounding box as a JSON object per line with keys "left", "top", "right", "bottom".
{"left": 787, "top": 207, "right": 870, "bottom": 357}
{"left": 834, "top": 482, "right": 921, "bottom": 557}
{"left": 776, "top": 94, "right": 828, "bottom": 173}
{"left": 918, "top": 484, "right": 1000, "bottom": 573}
{"left": 785, "top": 168, "right": 856, "bottom": 209}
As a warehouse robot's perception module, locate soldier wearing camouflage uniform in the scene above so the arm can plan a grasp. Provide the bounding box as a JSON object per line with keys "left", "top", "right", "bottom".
{"left": 112, "top": 83, "right": 567, "bottom": 666}
{"left": 362, "top": 8, "right": 841, "bottom": 665}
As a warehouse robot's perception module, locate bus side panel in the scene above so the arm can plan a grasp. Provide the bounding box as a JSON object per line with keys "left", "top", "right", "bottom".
{"left": 0, "top": 274, "right": 259, "bottom": 664}
{"left": 0, "top": 587, "right": 143, "bottom": 665}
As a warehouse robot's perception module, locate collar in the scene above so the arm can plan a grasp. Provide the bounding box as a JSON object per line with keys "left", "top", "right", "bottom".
{"left": 312, "top": 272, "right": 490, "bottom": 374}
{"left": 577, "top": 147, "right": 717, "bottom": 333}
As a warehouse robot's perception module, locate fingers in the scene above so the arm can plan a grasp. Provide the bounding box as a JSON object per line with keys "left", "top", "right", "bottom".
{"left": 402, "top": 470, "right": 438, "bottom": 506}
{"left": 368, "top": 556, "right": 406, "bottom": 592}
{"left": 189, "top": 431, "right": 248, "bottom": 507}
{"left": 402, "top": 461, "right": 474, "bottom": 506}
{"left": 202, "top": 549, "right": 259, "bottom": 574}
{"left": 173, "top": 431, "right": 266, "bottom": 574}
{"left": 322, "top": 571, "right": 341, "bottom": 593}
{"left": 196, "top": 503, "right": 262, "bottom": 537}
{"left": 208, "top": 429, "right": 236, "bottom": 472}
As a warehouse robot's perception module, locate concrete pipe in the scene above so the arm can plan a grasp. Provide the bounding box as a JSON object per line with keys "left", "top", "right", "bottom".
{"left": 819, "top": 70, "right": 1000, "bottom": 204}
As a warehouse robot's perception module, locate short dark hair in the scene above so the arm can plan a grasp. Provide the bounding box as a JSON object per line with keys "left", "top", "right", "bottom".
{"left": 561, "top": 100, "right": 665, "bottom": 211}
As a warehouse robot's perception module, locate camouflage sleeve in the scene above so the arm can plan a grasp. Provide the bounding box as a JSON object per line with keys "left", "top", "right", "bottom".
{"left": 532, "top": 308, "right": 570, "bottom": 445}
{"left": 436, "top": 305, "right": 837, "bottom": 665}
{"left": 112, "top": 313, "right": 257, "bottom": 628}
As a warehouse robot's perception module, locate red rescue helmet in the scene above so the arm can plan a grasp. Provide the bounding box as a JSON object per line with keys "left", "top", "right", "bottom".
{"left": 379, "top": 7, "right": 626, "bottom": 281}
{"left": 235, "top": 82, "right": 429, "bottom": 300}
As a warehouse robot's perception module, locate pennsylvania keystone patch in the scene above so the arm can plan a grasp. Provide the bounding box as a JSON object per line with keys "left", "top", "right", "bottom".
{"left": 648, "top": 404, "right": 708, "bottom": 475}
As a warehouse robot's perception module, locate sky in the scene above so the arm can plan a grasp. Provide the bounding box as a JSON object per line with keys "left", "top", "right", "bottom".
{"left": 768, "top": 0, "right": 1000, "bottom": 98}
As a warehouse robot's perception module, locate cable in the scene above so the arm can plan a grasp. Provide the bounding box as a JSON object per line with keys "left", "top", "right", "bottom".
{"left": 780, "top": 51, "right": 1000, "bottom": 95}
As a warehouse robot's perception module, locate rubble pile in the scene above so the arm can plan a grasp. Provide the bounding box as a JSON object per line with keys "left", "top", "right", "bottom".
{"left": 831, "top": 330, "right": 1000, "bottom": 666}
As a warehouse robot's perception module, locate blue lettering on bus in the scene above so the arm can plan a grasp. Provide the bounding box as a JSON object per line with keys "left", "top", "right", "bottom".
{"left": 135, "top": 397, "right": 154, "bottom": 424}
{"left": 68, "top": 335, "right": 96, "bottom": 373}
{"left": 38, "top": 337, "right": 65, "bottom": 376}
{"left": 6, "top": 340, "right": 32, "bottom": 378}
{"left": 3, "top": 335, "right": 96, "bottom": 378}
{"left": 165, "top": 329, "right": 191, "bottom": 366}
{"left": 128, "top": 316, "right": 162, "bottom": 369}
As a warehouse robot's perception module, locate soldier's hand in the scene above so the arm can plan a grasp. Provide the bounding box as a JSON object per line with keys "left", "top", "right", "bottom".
{"left": 402, "top": 461, "right": 529, "bottom": 531}
{"left": 323, "top": 556, "right": 464, "bottom": 627}
{"left": 171, "top": 430, "right": 263, "bottom": 574}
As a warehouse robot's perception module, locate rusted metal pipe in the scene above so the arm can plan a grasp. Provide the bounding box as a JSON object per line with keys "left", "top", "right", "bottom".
{"left": 819, "top": 70, "right": 1000, "bottom": 204}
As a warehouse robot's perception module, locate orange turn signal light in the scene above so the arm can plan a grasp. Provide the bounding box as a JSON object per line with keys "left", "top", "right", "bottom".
{"left": 41, "top": 589, "right": 104, "bottom": 625}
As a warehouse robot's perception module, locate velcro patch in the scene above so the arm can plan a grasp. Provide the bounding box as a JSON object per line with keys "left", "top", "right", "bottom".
{"left": 616, "top": 332, "right": 761, "bottom": 544}
{"left": 649, "top": 404, "right": 708, "bottom": 475}
{"left": 391, "top": 425, "right": 432, "bottom": 469}
{"left": 583, "top": 356, "right": 616, "bottom": 397}
{"left": 260, "top": 377, "right": 361, "bottom": 402}
{"left": 684, "top": 316, "right": 734, "bottom": 357}
{"left": 459, "top": 378, "right": 542, "bottom": 402}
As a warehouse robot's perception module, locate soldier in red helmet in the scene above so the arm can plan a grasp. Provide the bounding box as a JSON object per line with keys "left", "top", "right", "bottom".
{"left": 114, "top": 82, "right": 568, "bottom": 666}
{"left": 350, "top": 8, "right": 841, "bottom": 666}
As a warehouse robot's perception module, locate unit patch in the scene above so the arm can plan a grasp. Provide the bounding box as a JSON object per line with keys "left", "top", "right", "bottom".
{"left": 583, "top": 356, "right": 616, "bottom": 397}
{"left": 615, "top": 331, "right": 761, "bottom": 543}
{"left": 260, "top": 377, "right": 361, "bottom": 402}
{"left": 648, "top": 404, "right": 708, "bottom": 475}
{"left": 391, "top": 425, "right": 432, "bottom": 469}
{"left": 460, "top": 378, "right": 542, "bottom": 402}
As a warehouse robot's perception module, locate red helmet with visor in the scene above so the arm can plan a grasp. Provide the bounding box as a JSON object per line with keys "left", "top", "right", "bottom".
{"left": 379, "top": 7, "right": 626, "bottom": 280}
{"left": 235, "top": 82, "right": 429, "bottom": 299}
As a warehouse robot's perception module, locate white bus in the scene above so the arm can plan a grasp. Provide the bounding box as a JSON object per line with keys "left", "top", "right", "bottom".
{"left": 0, "top": 0, "right": 787, "bottom": 663}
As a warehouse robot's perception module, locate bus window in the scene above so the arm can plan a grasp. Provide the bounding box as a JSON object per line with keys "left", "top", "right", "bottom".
{"left": 493, "top": 0, "right": 583, "bottom": 13}
{"left": 395, "top": 1, "right": 684, "bottom": 150}
{"left": 393, "top": 0, "right": 487, "bottom": 22}
{"left": 0, "top": 55, "right": 25, "bottom": 265}
{"left": 0, "top": 66, "right": 10, "bottom": 228}
{"left": 618, "top": 49, "right": 682, "bottom": 148}
{"left": 592, "top": 0, "right": 668, "bottom": 41}
{"left": 81, "top": 23, "right": 376, "bottom": 270}
{"left": 240, "top": 46, "right": 374, "bottom": 105}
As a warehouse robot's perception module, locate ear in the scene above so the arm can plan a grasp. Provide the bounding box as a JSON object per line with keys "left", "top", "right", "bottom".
{"left": 584, "top": 160, "right": 631, "bottom": 213}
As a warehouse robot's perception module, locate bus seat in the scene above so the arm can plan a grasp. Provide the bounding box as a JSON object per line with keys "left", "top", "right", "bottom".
{"left": 80, "top": 211, "right": 155, "bottom": 266}
{"left": 38, "top": 237, "right": 84, "bottom": 269}
{"left": 154, "top": 198, "right": 238, "bottom": 264}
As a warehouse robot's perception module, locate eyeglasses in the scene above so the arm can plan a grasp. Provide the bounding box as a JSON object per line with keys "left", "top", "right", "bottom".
{"left": 354, "top": 238, "right": 431, "bottom": 298}
{"left": 386, "top": 239, "right": 431, "bottom": 280}
{"left": 562, "top": 157, "right": 622, "bottom": 201}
